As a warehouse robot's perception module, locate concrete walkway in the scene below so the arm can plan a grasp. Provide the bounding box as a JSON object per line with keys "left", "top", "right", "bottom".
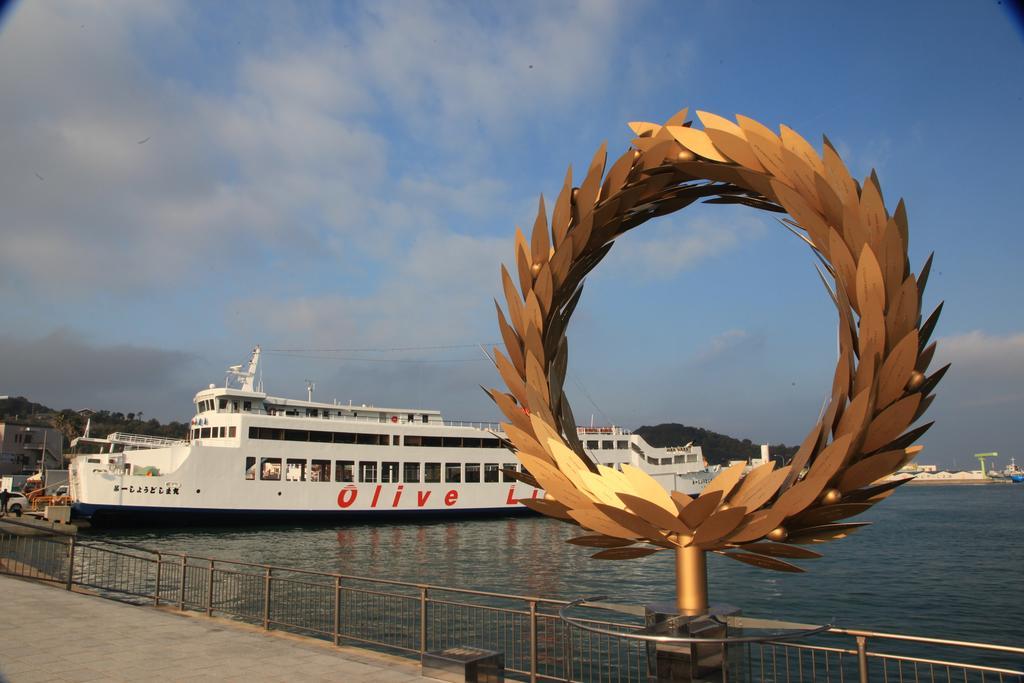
{"left": 0, "top": 576, "right": 429, "bottom": 683}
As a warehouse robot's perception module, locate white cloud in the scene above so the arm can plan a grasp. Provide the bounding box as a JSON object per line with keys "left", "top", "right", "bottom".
{"left": 939, "top": 330, "right": 1024, "bottom": 363}
{"left": 609, "top": 214, "right": 766, "bottom": 280}
{"left": 932, "top": 330, "right": 1024, "bottom": 407}
{"left": 694, "top": 329, "right": 763, "bottom": 364}
{"left": 230, "top": 231, "right": 507, "bottom": 349}
{"left": 353, "top": 1, "right": 622, "bottom": 137}
{"left": 0, "top": 1, "right": 626, "bottom": 299}
{"left": 911, "top": 330, "right": 1024, "bottom": 466}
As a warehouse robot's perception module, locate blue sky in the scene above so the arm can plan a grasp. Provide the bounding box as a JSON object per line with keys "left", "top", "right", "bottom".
{"left": 1, "top": 1, "right": 1022, "bottom": 469}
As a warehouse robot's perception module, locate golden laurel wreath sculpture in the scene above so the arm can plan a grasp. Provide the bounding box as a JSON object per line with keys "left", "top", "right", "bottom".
{"left": 488, "top": 108, "right": 946, "bottom": 613}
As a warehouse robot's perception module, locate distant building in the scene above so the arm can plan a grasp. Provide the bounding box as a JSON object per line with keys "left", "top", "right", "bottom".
{"left": 0, "top": 422, "right": 63, "bottom": 476}
{"left": 898, "top": 463, "right": 937, "bottom": 473}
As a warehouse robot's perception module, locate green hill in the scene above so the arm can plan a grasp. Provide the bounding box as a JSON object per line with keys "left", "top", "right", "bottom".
{"left": 0, "top": 396, "right": 189, "bottom": 447}
{"left": 634, "top": 423, "right": 799, "bottom": 466}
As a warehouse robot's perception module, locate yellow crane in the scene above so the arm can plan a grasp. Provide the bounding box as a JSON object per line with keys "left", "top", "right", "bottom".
{"left": 975, "top": 452, "right": 998, "bottom": 477}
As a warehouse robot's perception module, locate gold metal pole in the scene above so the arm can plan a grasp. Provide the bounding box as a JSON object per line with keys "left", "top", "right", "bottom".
{"left": 675, "top": 546, "right": 708, "bottom": 615}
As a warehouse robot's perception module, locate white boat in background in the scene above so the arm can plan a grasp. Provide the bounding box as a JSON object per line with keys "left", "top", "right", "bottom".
{"left": 69, "top": 346, "right": 718, "bottom": 524}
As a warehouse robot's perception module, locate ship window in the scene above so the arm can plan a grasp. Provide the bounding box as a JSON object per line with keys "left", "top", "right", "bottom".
{"left": 484, "top": 463, "right": 500, "bottom": 483}
{"left": 356, "top": 433, "right": 385, "bottom": 446}
{"left": 229, "top": 426, "right": 236, "bottom": 438}
{"left": 334, "top": 431, "right": 356, "bottom": 444}
{"left": 408, "top": 413, "right": 414, "bottom": 422}
{"left": 200, "top": 428, "right": 211, "bottom": 438}
{"left": 285, "top": 430, "right": 308, "bottom": 441}
{"left": 233, "top": 401, "right": 239, "bottom": 411}
{"left": 359, "top": 462, "right": 377, "bottom": 483}
{"left": 422, "top": 436, "right": 443, "bottom": 448}
{"left": 602, "top": 440, "right": 613, "bottom": 449}
{"left": 405, "top": 435, "right": 422, "bottom": 447}
{"left": 463, "top": 437, "right": 481, "bottom": 448}
{"left": 193, "top": 429, "right": 200, "bottom": 440}
{"left": 310, "top": 460, "right": 331, "bottom": 482}
{"left": 335, "top": 460, "right": 354, "bottom": 482}
{"left": 421, "top": 414, "right": 429, "bottom": 423}
{"left": 286, "top": 459, "right": 307, "bottom": 481}
{"left": 219, "top": 400, "right": 227, "bottom": 410}
{"left": 244, "top": 457, "right": 256, "bottom": 480}
{"left": 306, "top": 408, "right": 318, "bottom": 417}
{"left": 445, "top": 463, "right": 461, "bottom": 483}
{"left": 617, "top": 440, "right": 628, "bottom": 449}
{"left": 586, "top": 440, "right": 598, "bottom": 449}
{"left": 503, "top": 464, "right": 518, "bottom": 482}
{"left": 309, "top": 430, "right": 331, "bottom": 443}
{"left": 482, "top": 438, "right": 501, "bottom": 449}
{"left": 442, "top": 437, "right": 462, "bottom": 448}
{"left": 424, "top": 462, "right": 441, "bottom": 483}
{"left": 403, "top": 463, "right": 420, "bottom": 483}
{"left": 465, "top": 463, "right": 480, "bottom": 483}
{"left": 260, "top": 458, "right": 281, "bottom": 481}
{"left": 243, "top": 401, "right": 252, "bottom": 411}
{"left": 381, "top": 462, "right": 399, "bottom": 483}
{"left": 219, "top": 427, "right": 226, "bottom": 438}
{"left": 392, "top": 435, "right": 399, "bottom": 446}
{"left": 250, "top": 427, "right": 283, "bottom": 440}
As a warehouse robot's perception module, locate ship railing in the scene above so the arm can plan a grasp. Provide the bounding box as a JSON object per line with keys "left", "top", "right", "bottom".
{"left": 442, "top": 420, "right": 505, "bottom": 431}
{"left": 0, "top": 519, "right": 1021, "bottom": 683}
{"left": 105, "top": 432, "right": 184, "bottom": 448}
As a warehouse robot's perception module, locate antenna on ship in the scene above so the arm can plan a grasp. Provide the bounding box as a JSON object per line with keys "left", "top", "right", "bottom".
{"left": 305, "top": 380, "right": 316, "bottom": 402}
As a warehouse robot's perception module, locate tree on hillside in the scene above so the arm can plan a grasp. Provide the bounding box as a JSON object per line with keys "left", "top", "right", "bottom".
{"left": 51, "top": 411, "right": 83, "bottom": 448}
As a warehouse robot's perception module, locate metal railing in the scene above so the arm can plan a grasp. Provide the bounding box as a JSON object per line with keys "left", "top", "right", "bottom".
{"left": 1, "top": 521, "right": 1020, "bottom": 683}
{"left": 104, "top": 432, "right": 184, "bottom": 448}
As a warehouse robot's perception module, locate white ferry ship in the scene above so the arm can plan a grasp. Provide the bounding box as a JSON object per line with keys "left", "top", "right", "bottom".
{"left": 69, "top": 347, "right": 716, "bottom": 524}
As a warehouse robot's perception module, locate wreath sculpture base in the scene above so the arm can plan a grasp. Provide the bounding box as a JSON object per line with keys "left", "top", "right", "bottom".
{"left": 676, "top": 545, "right": 708, "bottom": 615}
{"left": 489, "top": 107, "right": 945, "bottom": 616}
{"left": 560, "top": 596, "right": 832, "bottom": 681}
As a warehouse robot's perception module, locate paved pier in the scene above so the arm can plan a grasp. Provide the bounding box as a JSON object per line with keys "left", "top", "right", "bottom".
{"left": 0, "top": 576, "right": 428, "bottom": 682}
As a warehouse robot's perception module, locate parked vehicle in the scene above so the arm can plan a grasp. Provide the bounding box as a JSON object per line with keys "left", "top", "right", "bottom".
{"left": 3, "top": 492, "right": 30, "bottom": 515}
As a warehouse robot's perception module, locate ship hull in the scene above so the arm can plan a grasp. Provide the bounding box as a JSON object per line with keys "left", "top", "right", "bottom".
{"left": 73, "top": 501, "right": 536, "bottom": 526}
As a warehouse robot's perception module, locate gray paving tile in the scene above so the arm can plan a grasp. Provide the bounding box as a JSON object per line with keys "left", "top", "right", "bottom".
{"left": 0, "top": 576, "right": 423, "bottom": 682}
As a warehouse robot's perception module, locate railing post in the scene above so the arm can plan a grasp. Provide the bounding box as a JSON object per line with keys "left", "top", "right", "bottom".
{"left": 206, "top": 559, "right": 215, "bottom": 616}
{"left": 333, "top": 576, "right": 341, "bottom": 646}
{"left": 262, "top": 567, "right": 272, "bottom": 630}
{"left": 529, "top": 599, "right": 538, "bottom": 683}
{"left": 64, "top": 536, "right": 76, "bottom": 591}
{"left": 419, "top": 586, "right": 428, "bottom": 654}
{"left": 154, "top": 552, "right": 162, "bottom": 606}
{"left": 178, "top": 555, "right": 187, "bottom": 611}
{"left": 856, "top": 635, "right": 869, "bottom": 683}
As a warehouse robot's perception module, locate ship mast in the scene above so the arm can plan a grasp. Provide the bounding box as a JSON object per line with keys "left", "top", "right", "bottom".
{"left": 226, "top": 346, "right": 262, "bottom": 392}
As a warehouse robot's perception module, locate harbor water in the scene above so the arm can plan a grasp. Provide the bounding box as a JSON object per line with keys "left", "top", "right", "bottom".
{"left": 86, "top": 484, "right": 1024, "bottom": 648}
